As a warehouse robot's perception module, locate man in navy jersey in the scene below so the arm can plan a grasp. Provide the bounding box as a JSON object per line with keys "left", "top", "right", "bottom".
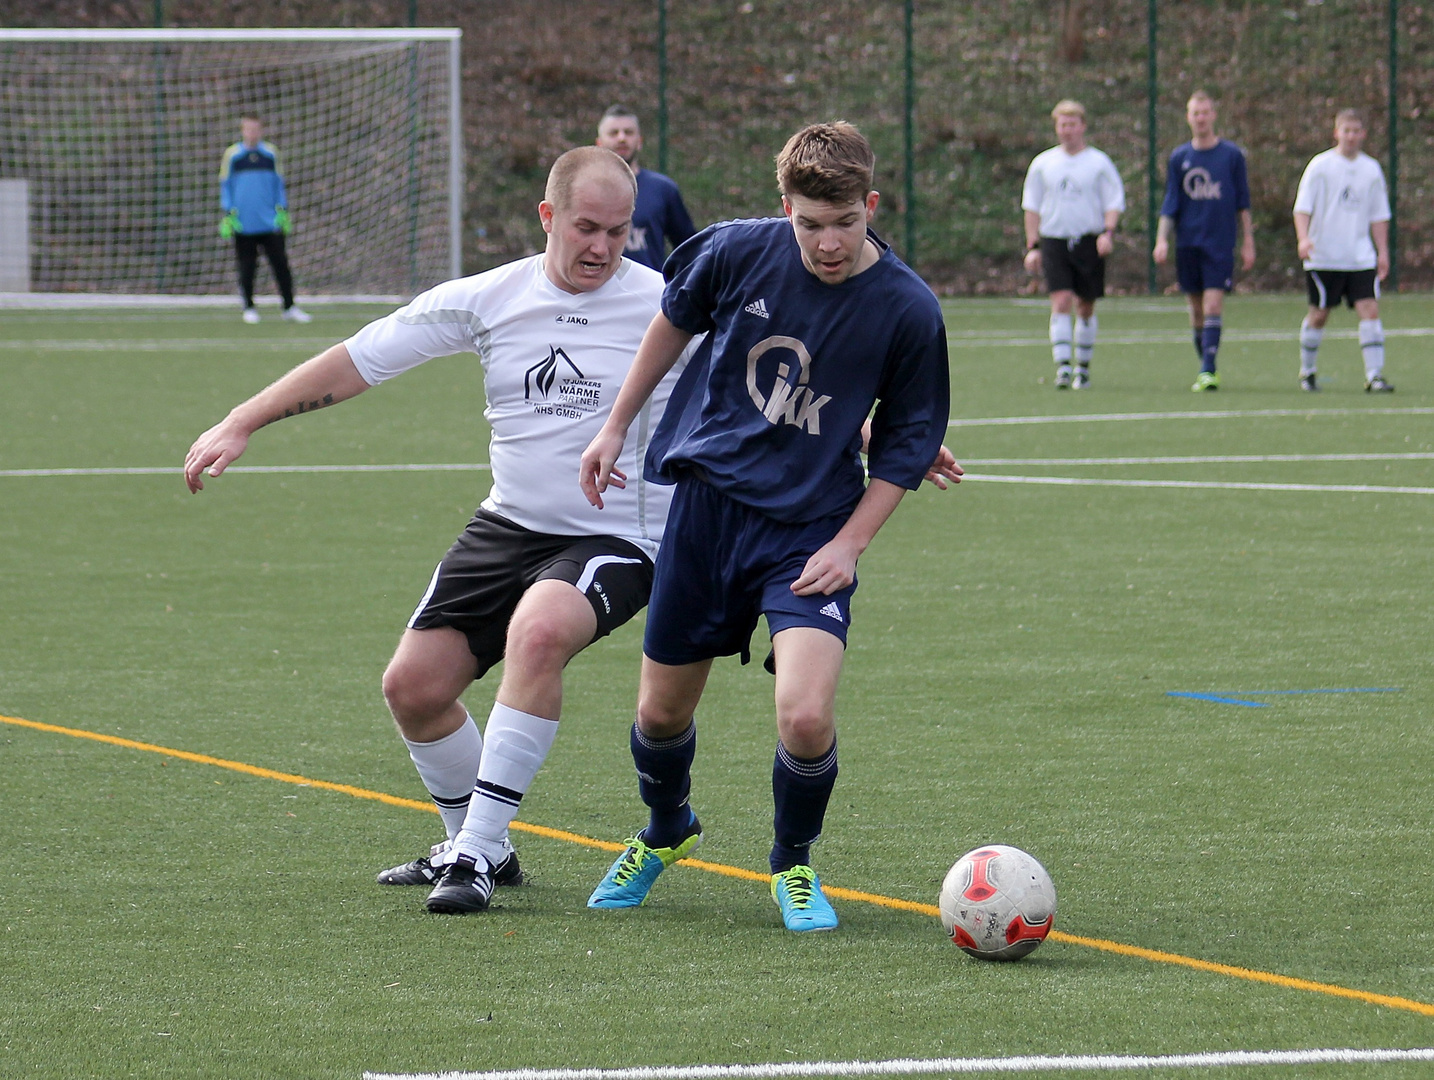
{"left": 579, "top": 121, "right": 959, "bottom": 932}
{"left": 595, "top": 105, "right": 697, "bottom": 271}
{"left": 1153, "top": 91, "right": 1255, "bottom": 391}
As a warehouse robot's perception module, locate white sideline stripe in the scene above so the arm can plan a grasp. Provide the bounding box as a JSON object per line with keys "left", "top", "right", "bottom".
{"left": 964, "top": 474, "right": 1434, "bottom": 495}
{"left": 949, "top": 407, "right": 1434, "bottom": 428}
{"left": 361, "top": 1046, "right": 1434, "bottom": 1080}
{"left": 0, "top": 292, "right": 402, "bottom": 308}
{"left": 964, "top": 452, "right": 1434, "bottom": 464}
{"left": 0, "top": 464, "right": 491, "bottom": 478}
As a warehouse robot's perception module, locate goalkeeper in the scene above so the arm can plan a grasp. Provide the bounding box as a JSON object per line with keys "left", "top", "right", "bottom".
{"left": 219, "top": 112, "right": 311, "bottom": 324}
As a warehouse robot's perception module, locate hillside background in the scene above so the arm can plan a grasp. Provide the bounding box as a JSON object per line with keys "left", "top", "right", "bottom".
{"left": 7, "top": 0, "right": 1433, "bottom": 293}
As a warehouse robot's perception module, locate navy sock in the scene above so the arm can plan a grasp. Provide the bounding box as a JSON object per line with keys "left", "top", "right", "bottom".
{"left": 1201, "top": 316, "right": 1222, "bottom": 374}
{"left": 770, "top": 738, "right": 838, "bottom": 873}
{"left": 631, "top": 721, "right": 696, "bottom": 848}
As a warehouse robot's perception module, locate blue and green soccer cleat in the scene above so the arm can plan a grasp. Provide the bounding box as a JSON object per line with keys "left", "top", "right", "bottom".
{"left": 1191, "top": 370, "right": 1220, "bottom": 392}
{"left": 771, "top": 865, "right": 838, "bottom": 932}
{"left": 587, "top": 814, "right": 702, "bottom": 908}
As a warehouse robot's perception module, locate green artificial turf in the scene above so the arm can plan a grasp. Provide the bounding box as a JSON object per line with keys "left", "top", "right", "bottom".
{"left": 1, "top": 297, "right": 1431, "bottom": 1079}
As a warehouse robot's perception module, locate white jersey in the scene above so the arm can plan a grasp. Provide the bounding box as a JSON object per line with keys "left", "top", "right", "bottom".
{"left": 1293, "top": 148, "right": 1390, "bottom": 271}
{"left": 1021, "top": 144, "right": 1127, "bottom": 240}
{"left": 345, "top": 255, "right": 685, "bottom": 559}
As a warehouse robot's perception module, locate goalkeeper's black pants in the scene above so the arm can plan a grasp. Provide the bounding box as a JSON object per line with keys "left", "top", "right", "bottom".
{"left": 234, "top": 233, "right": 296, "bottom": 309}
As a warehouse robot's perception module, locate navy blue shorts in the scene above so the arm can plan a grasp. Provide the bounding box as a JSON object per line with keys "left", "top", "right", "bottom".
{"left": 1176, "top": 246, "right": 1234, "bottom": 294}
{"left": 643, "top": 476, "right": 856, "bottom": 667}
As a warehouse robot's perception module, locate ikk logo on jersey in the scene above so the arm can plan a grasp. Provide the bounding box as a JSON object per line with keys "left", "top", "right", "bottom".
{"left": 1182, "top": 166, "right": 1222, "bottom": 201}
{"left": 525, "top": 346, "right": 601, "bottom": 418}
{"left": 746, "top": 336, "right": 831, "bottom": 435}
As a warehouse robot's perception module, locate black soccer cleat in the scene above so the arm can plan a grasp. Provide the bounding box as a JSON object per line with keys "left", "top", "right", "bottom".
{"left": 1072, "top": 367, "right": 1091, "bottom": 390}
{"left": 1300, "top": 372, "right": 1319, "bottom": 393}
{"left": 425, "top": 855, "right": 497, "bottom": 914}
{"left": 1365, "top": 375, "right": 1394, "bottom": 393}
{"left": 378, "top": 847, "right": 523, "bottom": 887}
{"left": 1054, "top": 364, "right": 1073, "bottom": 389}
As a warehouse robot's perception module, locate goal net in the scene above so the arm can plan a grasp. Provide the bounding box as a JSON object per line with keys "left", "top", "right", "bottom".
{"left": 0, "top": 28, "right": 462, "bottom": 301}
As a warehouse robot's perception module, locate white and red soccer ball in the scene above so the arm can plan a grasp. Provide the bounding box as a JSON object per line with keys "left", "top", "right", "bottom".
{"left": 939, "top": 845, "right": 1056, "bottom": 961}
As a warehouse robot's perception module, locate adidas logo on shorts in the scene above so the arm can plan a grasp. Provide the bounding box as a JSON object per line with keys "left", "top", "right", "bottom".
{"left": 818, "top": 601, "right": 843, "bottom": 623}
{"left": 744, "top": 298, "right": 770, "bottom": 319}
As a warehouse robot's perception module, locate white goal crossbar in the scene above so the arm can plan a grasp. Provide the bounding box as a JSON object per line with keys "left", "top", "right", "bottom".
{"left": 0, "top": 27, "right": 462, "bottom": 303}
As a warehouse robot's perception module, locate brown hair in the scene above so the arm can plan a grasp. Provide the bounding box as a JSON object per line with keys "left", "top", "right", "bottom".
{"left": 1335, "top": 108, "right": 1366, "bottom": 128}
{"left": 545, "top": 146, "right": 637, "bottom": 210}
{"left": 1187, "top": 90, "right": 1215, "bottom": 109}
{"left": 775, "top": 121, "right": 875, "bottom": 204}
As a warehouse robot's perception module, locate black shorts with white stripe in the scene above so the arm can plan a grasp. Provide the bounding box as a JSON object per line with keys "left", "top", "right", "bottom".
{"left": 1306, "top": 268, "right": 1379, "bottom": 310}
{"left": 408, "top": 508, "right": 654, "bottom": 676}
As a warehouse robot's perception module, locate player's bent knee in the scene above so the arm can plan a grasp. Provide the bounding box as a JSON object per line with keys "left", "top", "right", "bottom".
{"left": 381, "top": 662, "right": 454, "bottom": 727}
{"left": 504, "top": 615, "right": 587, "bottom": 675}
{"left": 775, "top": 708, "right": 835, "bottom": 756}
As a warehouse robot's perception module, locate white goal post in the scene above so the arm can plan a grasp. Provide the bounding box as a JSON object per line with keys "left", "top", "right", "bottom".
{"left": 0, "top": 28, "right": 462, "bottom": 302}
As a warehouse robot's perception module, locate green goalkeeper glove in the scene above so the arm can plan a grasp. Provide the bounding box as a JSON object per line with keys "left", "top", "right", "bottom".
{"left": 218, "top": 209, "right": 241, "bottom": 239}
{"left": 274, "top": 207, "right": 291, "bottom": 235}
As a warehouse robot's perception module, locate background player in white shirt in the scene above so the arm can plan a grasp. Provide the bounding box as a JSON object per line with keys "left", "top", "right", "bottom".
{"left": 1292, "top": 109, "right": 1394, "bottom": 392}
{"left": 1021, "top": 100, "right": 1126, "bottom": 390}
{"left": 184, "top": 147, "right": 689, "bottom": 915}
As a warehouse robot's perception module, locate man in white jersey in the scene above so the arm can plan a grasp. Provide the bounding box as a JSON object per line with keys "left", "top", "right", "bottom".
{"left": 1021, "top": 99, "right": 1126, "bottom": 390}
{"left": 1293, "top": 109, "right": 1393, "bottom": 393}
{"left": 183, "top": 146, "right": 689, "bottom": 915}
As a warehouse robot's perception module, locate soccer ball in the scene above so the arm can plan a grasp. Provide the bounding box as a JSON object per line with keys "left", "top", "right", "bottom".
{"left": 939, "top": 845, "right": 1056, "bottom": 961}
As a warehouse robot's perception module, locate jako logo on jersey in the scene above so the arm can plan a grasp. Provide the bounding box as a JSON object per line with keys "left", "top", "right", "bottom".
{"left": 1339, "top": 184, "right": 1363, "bottom": 207}
{"left": 554, "top": 314, "right": 588, "bottom": 325}
{"left": 525, "top": 346, "right": 584, "bottom": 399}
{"left": 744, "top": 298, "right": 770, "bottom": 319}
{"left": 818, "top": 601, "right": 844, "bottom": 623}
{"left": 1182, "top": 166, "right": 1222, "bottom": 200}
{"left": 746, "top": 336, "right": 831, "bottom": 434}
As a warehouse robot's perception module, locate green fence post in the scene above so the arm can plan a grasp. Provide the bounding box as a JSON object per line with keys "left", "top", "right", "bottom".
{"left": 1146, "top": 0, "right": 1157, "bottom": 295}
{"left": 657, "top": 0, "right": 669, "bottom": 175}
{"left": 1388, "top": 0, "right": 1399, "bottom": 289}
{"left": 904, "top": 0, "right": 915, "bottom": 268}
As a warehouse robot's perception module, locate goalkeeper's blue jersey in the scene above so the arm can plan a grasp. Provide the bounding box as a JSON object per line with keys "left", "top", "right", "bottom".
{"left": 647, "top": 217, "right": 950, "bottom": 524}
{"left": 219, "top": 141, "right": 288, "bottom": 235}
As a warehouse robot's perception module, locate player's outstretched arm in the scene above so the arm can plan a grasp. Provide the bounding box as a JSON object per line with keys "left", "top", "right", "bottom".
{"left": 791, "top": 478, "right": 907, "bottom": 597}
{"left": 184, "top": 343, "right": 370, "bottom": 493}
{"left": 579, "top": 312, "right": 693, "bottom": 509}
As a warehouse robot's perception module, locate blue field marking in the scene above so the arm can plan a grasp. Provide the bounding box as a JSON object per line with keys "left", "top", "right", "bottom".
{"left": 1167, "top": 692, "right": 1267, "bottom": 707}
{"left": 1168, "top": 688, "right": 1401, "bottom": 707}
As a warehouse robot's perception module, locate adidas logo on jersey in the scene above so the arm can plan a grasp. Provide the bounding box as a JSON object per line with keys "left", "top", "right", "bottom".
{"left": 744, "top": 298, "right": 770, "bottom": 319}
{"left": 818, "top": 601, "right": 843, "bottom": 623}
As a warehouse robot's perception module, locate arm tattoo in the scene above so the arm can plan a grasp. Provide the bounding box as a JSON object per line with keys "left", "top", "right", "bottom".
{"left": 261, "top": 392, "right": 335, "bottom": 428}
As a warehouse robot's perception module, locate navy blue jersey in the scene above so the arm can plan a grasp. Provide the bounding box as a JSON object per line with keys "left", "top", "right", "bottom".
{"left": 1160, "top": 140, "right": 1250, "bottom": 255}
{"left": 626, "top": 169, "right": 697, "bottom": 271}
{"left": 648, "top": 218, "right": 950, "bottom": 524}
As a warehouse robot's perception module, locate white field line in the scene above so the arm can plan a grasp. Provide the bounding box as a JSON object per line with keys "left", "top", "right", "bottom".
{"left": 0, "top": 464, "right": 490, "bottom": 478}
{"left": 944, "top": 326, "right": 1434, "bottom": 347}
{"left": 964, "top": 474, "right": 1434, "bottom": 495}
{"left": 0, "top": 337, "right": 336, "bottom": 351}
{"left": 962, "top": 452, "right": 1434, "bottom": 465}
{"left": 361, "top": 1046, "right": 1434, "bottom": 1080}
{"left": 949, "top": 406, "right": 1434, "bottom": 427}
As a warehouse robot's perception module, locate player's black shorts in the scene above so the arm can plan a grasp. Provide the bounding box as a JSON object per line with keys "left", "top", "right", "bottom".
{"left": 408, "top": 508, "right": 654, "bottom": 677}
{"left": 1306, "top": 268, "right": 1379, "bottom": 310}
{"left": 1040, "top": 234, "right": 1106, "bottom": 301}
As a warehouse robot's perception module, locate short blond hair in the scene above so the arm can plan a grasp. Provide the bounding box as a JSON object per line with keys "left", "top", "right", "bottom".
{"left": 775, "top": 121, "right": 875, "bottom": 205}
{"left": 544, "top": 146, "right": 636, "bottom": 211}
{"left": 1335, "top": 108, "right": 1365, "bottom": 128}
{"left": 1051, "top": 99, "right": 1085, "bottom": 121}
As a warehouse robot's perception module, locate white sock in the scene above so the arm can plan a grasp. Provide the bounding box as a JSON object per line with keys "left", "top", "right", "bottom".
{"left": 1074, "top": 315, "right": 1097, "bottom": 367}
{"left": 1049, "top": 312, "right": 1073, "bottom": 365}
{"left": 454, "top": 702, "right": 559, "bottom": 865}
{"left": 1359, "top": 318, "right": 1385, "bottom": 378}
{"left": 1299, "top": 318, "right": 1322, "bottom": 376}
{"left": 404, "top": 713, "right": 482, "bottom": 841}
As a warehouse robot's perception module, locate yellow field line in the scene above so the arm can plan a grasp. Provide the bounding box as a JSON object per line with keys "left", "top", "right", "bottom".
{"left": 7, "top": 711, "right": 1434, "bottom": 1018}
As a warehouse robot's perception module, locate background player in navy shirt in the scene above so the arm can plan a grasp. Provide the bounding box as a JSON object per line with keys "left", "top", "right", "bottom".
{"left": 218, "top": 113, "right": 310, "bottom": 325}
{"left": 1152, "top": 91, "right": 1255, "bottom": 391}
{"left": 595, "top": 105, "right": 697, "bottom": 271}
{"left": 579, "top": 122, "right": 959, "bottom": 932}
